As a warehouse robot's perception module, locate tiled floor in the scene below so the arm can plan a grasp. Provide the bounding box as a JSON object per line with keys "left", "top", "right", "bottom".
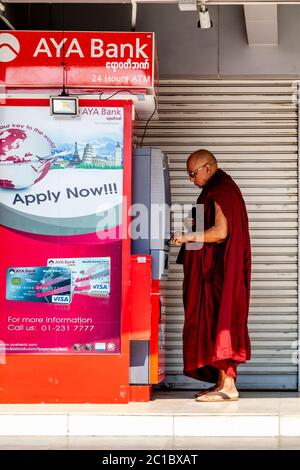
{"left": 0, "top": 391, "right": 300, "bottom": 438}
{"left": 0, "top": 390, "right": 297, "bottom": 415}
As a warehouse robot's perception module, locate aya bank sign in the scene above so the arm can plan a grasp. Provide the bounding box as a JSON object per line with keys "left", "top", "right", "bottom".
{"left": 0, "top": 30, "right": 156, "bottom": 89}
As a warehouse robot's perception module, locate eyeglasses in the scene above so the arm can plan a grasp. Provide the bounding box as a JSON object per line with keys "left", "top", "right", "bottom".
{"left": 186, "top": 162, "right": 209, "bottom": 178}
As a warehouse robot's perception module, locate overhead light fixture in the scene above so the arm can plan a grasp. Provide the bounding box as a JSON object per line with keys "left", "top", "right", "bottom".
{"left": 178, "top": 0, "right": 197, "bottom": 11}
{"left": 178, "top": 1, "right": 212, "bottom": 29}
{"left": 50, "top": 96, "right": 79, "bottom": 117}
{"left": 198, "top": 2, "right": 213, "bottom": 29}
{"left": 0, "top": 2, "right": 5, "bottom": 13}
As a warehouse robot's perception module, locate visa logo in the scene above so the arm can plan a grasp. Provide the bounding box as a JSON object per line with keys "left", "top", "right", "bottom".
{"left": 52, "top": 295, "right": 70, "bottom": 304}
{"left": 92, "top": 283, "right": 109, "bottom": 291}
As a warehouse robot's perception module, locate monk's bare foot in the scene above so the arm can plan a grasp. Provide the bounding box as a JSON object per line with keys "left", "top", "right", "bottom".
{"left": 193, "top": 385, "right": 218, "bottom": 399}
{"left": 195, "top": 375, "right": 239, "bottom": 402}
{"left": 195, "top": 390, "right": 239, "bottom": 402}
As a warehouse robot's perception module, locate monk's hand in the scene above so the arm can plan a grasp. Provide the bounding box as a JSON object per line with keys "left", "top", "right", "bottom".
{"left": 171, "top": 231, "right": 190, "bottom": 245}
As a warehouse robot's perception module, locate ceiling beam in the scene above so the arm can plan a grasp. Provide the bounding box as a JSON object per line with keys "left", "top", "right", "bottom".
{"left": 244, "top": 4, "right": 278, "bottom": 45}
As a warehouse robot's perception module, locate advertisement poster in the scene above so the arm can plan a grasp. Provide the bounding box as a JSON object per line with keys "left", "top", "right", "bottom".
{"left": 0, "top": 103, "right": 124, "bottom": 354}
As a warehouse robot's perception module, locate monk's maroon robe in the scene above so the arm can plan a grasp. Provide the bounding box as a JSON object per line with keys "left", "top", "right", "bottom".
{"left": 182, "top": 168, "right": 251, "bottom": 383}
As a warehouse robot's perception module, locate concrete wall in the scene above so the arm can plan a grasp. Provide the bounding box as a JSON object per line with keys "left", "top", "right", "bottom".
{"left": 220, "top": 5, "right": 300, "bottom": 78}
{"left": 137, "top": 4, "right": 300, "bottom": 78}
{"left": 137, "top": 4, "right": 220, "bottom": 78}
{"left": 3, "top": 3, "right": 300, "bottom": 78}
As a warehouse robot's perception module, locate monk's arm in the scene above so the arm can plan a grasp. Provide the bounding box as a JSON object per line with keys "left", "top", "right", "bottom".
{"left": 188, "top": 201, "right": 228, "bottom": 243}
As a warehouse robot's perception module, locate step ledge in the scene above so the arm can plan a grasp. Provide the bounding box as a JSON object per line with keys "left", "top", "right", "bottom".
{"left": 0, "top": 413, "right": 300, "bottom": 437}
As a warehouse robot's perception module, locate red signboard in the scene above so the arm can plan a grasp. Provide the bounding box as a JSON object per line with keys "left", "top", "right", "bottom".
{"left": 0, "top": 99, "right": 133, "bottom": 403}
{"left": 0, "top": 31, "right": 155, "bottom": 90}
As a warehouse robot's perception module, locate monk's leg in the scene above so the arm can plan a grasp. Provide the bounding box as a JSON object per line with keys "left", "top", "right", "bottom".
{"left": 217, "top": 368, "right": 238, "bottom": 396}
{"left": 195, "top": 366, "right": 239, "bottom": 401}
{"left": 193, "top": 370, "right": 221, "bottom": 398}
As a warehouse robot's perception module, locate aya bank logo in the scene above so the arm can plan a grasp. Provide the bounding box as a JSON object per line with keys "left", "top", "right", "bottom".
{"left": 0, "top": 33, "right": 20, "bottom": 62}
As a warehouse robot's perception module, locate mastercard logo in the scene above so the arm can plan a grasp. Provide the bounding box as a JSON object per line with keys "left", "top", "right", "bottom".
{"left": 0, "top": 33, "right": 20, "bottom": 62}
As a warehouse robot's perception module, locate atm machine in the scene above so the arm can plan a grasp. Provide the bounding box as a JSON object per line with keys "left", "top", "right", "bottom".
{"left": 132, "top": 147, "right": 171, "bottom": 279}
{"left": 0, "top": 30, "right": 168, "bottom": 404}
{"left": 129, "top": 147, "right": 171, "bottom": 400}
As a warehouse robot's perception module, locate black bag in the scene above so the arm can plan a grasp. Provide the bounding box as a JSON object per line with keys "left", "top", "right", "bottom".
{"left": 176, "top": 206, "right": 197, "bottom": 264}
{"left": 176, "top": 243, "right": 185, "bottom": 265}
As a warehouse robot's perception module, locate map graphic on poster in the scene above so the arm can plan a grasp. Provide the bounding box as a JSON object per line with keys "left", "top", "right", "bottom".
{"left": 0, "top": 103, "right": 125, "bottom": 355}
{"left": 0, "top": 106, "right": 124, "bottom": 236}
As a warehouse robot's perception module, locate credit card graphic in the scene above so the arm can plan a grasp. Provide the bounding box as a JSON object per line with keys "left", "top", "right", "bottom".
{"left": 47, "top": 257, "right": 110, "bottom": 297}
{"left": 6, "top": 266, "right": 72, "bottom": 303}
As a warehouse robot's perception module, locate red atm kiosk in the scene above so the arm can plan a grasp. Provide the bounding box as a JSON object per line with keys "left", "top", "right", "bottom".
{"left": 0, "top": 30, "right": 166, "bottom": 403}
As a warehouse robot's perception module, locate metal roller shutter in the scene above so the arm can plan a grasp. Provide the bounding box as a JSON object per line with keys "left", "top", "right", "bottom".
{"left": 138, "top": 80, "right": 298, "bottom": 390}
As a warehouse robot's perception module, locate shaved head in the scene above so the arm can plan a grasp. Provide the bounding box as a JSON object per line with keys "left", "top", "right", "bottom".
{"left": 187, "top": 149, "right": 218, "bottom": 168}
{"left": 186, "top": 149, "right": 218, "bottom": 187}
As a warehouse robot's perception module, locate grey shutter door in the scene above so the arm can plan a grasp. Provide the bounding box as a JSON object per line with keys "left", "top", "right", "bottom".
{"left": 138, "top": 80, "right": 298, "bottom": 390}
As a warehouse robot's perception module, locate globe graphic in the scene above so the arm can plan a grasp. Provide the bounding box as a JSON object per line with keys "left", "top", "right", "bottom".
{"left": 0, "top": 127, "right": 53, "bottom": 189}
{"left": 0, "top": 127, "right": 51, "bottom": 163}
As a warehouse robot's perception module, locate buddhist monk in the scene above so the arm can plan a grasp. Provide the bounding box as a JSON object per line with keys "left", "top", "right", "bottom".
{"left": 171, "top": 149, "right": 251, "bottom": 402}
